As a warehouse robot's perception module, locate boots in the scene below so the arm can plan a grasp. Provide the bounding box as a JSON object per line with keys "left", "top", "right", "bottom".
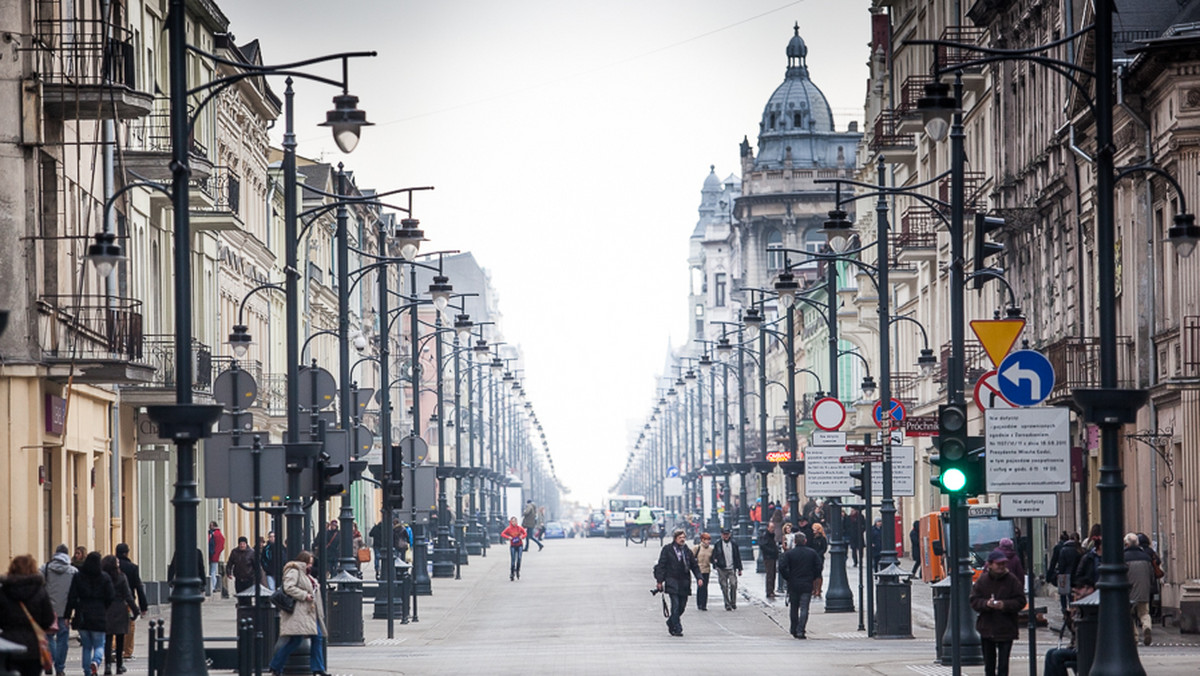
{"left": 814, "top": 578, "right": 823, "bottom": 599}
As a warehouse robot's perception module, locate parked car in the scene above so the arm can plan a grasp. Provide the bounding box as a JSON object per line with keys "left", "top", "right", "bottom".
{"left": 559, "top": 520, "right": 578, "bottom": 538}
{"left": 543, "top": 521, "right": 566, "bottom": 539}
{"left": 587, "top": 512, "right": 606, "bottom": 538}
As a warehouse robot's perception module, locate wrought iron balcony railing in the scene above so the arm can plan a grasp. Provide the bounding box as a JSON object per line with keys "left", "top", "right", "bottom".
{"left": 38, "top": 294, "right": 144, "bottom": 362}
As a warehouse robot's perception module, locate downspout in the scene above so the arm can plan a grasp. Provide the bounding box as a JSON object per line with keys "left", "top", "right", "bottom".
{"left": 1117, "top": 64, "right": 1161, "bottom": 556}
{"left": 102, "top": 0, "right": 121, "bottom": 530}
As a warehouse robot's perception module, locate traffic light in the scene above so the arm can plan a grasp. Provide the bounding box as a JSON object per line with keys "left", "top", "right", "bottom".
{"left": 962, "top": 437, "right": 986, "bottom": 497}
{"left": 973, "top": 213, "right": 1005, "bottom": 289}
{"left": 849, "top": 466, "right": 868, "bottom": 503}
{"left": 385, "top": 444, "right": 405, "bottom": 507}
{"left": 317, "top": 452, "right": 345, "bottom": 500}
{"left": 935, "top": 403, "right": 969, "bottom": 494}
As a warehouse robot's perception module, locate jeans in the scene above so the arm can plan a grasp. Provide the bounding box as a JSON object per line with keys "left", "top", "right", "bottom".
{"left": 788, "top": 590, "right": 812, "bottom": 637}
{"left": 1043, "top": 647, "right": 1077, "bottom": 676}
{"left": 695, "top": 572, "right": 710, "bottom": 609}
{"left": 209, "top": 561, "right": 221, "bottom": 593}
{"left": 523, "top": 532, "right": 543, "bottom": 552}
{"left": 666, "top": 593, "right": 688, "bottom": 634}
{"left": 50, "top": 620, "right": 70, "bottom": 674}
{"left": 982, "top": 637, "right": 1013, "bottom": 676}
{"left": 268, "top": 627, "right": 325, "bottom": 674}
{"left": 717, "top": 568, "right": 738, "bottom": 608}
{"left": 79, "top": 630, "right": 105, "bottom": 673}
{"left": 509, "top": 545, "right": 523, "bottom": 575}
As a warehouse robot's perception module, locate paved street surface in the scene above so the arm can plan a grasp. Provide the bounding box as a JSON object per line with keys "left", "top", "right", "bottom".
{"left": 126, "top": 538, "right": 1200, "bottom": 675}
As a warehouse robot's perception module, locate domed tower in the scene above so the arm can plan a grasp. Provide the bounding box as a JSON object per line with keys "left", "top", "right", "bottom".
{"left": 734, "top": 22, "right": 861, "bottom": 300}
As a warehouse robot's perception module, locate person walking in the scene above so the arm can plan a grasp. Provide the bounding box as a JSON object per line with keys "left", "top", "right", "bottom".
{"left": 711, "top": 527, "right": 743, "bottom": 611}
{"left": 690, "top": 533, "right": 714, "bottom": 611}
{"left": 500, "top": 517, "right": 527, "bottom": 581}
{"left": 969, "top": 551, "right": 1026, "bottom": 676}
{"left": 653, "top": 529, "right": 704, "bottom": 637}
{"left": 778, "top": 532, "right": 823, "bottom": 639}
{"left": 226, "top": 537, "right": 263, "bottom": 594}
{"left": 113, "top": 544, "right": 146, "bottom": 662}
{"left": 1047, "top": 532, "right": 1081, "bottom": 615}
{"left": 43, "top": 544, "right": 77, "bottom": 676}
{"left": 101, "top": 555, "right": 138, "bottom": 675}
{"left": 810, "top": 522, "right": 828, "bottom": 599}
{"left": 996, "top": 537, "right": 1025, "bottom": 580}
{"left": 207, "top": 521, "right": 226, "bottom": 596}
{"left": 267, "top": 551, "right": 327, "bottom": 676}
{"left": 64, "top": 552, "right": 114, "bottom": 676}
{"left": 521, "top": 500, "right": 543, "bottom": 552}
{"left": 759, "top": 521, "right": 780, "bottom": 601}
{"left": 260, "top": 532, "right": 278, "bottom": 590}
{"left": 1124, "top": 532, "right": 1156, "bottom": 646}
{"left": 846, "top": 508, "right": 864, "bottom": 567}
{"left": 0, "top": 554, "right": 56, "bottom": 676}
{"left": 909, "top": 520, "right": 922, "bottom": 577}
{"left": 870, "top": 518, "right": 883, "bottom": 570}
{"left": 71, "top": 547, "right": 87, "bottom": 570}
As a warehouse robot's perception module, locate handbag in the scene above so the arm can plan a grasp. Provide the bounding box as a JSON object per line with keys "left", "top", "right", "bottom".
{"left": 19, "top": 602, "right": 53, "bottom": 672}
{"left": 270, "top": 587, "right": 296, "bottom": 614}
{"left": 1152, "top": 557, "right": 1165, "bottom": 579}
{"left": 357, "top": 547, "right": 371, "bottom": 563}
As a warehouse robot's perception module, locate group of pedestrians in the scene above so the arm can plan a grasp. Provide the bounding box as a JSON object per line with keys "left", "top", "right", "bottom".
{"left": 1, "top": 543, "right": 147, "bottom": 676}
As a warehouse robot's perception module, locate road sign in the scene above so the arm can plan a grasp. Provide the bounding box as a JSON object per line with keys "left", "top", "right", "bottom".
{"left": 812, "top": 431, "right": 846, "bottom": 446}
{"left": 1000, "top": 494, "right": 1058, "bottom": 518}
{"left": 667, "top": 466, "right": 679, "bottom": 478}
{"left": 663, "top": 476, "right": 683, "bottom": 497}
{"left": 904, "top": 415, "right": 938, "bottom": 437}
{"left": 812, "top": 397, "right": 846, "bottom": 431}
{"left": 298, "top": 366, "right": 338, "bottom": 410}
{"left": 871, "top": 445, "right": 915, "bottom": 497}
{"left": 970, "top": 318, "right": 1026, "bottom": 367}
{"left": 213, "top": 368, "right": 258, "bottom": 410}
{"left": 840, "top": 453, "right": 884, "bottom": 463}
{"left": 872, "top": 398, "right": 906, "bottom": 428}
{"left": 805, "top": 444, "right": 855, "bottom": 496}
{"left": 997, "top": 349, "right": 1055, "bottom": 407}
{"left": 985, "top": 407, "right": 1071, "bottom": 493}
{"left": 973, "top": 369, "right": 1016, "bottom": 413}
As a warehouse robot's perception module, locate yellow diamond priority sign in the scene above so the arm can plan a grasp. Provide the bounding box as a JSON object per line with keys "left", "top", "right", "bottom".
{"left": 970, "top": 318, "right": 1026, "bottom": 367}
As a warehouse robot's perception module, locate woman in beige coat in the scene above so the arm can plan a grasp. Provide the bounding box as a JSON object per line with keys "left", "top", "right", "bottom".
{"left": 691, "top": 533, "right": 714, "bottom": 611}
{"left": 268, "top": 551, "right": 327, "bottom": 676}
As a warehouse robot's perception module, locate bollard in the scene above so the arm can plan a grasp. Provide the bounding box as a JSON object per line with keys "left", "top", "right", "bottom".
{"left": 931, "top": 576, "right": 952, "bottom": 664}
{"left": 327, "top": 571, "right": 365, "bottom": 645}
{"left": 235, "top": 584, "right": 275, "bottom": 674}
{"left": 874, "top": 563, "right": 914, "bottom": 639}
{"left": 1072, "top": 590, "right": 1101, "bottom": 676}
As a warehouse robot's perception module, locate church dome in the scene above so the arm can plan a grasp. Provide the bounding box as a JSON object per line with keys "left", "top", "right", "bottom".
{"left": 754, "top": 23, "right": 839, "bottom": 169}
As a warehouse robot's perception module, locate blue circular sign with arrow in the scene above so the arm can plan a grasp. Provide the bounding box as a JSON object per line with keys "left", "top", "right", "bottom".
{"left": 872, "top": 398, "right": 906, "bottom": 428}
{"left": 997, "top": 349, "right": 1056, "bottom": 407}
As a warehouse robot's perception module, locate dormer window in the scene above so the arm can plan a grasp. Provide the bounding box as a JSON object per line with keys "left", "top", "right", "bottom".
{"left": 770, "top": 112, "right": 777, "bottom": 129}
{"left": 794, "top": 112, "right": 803, "bottom": 127}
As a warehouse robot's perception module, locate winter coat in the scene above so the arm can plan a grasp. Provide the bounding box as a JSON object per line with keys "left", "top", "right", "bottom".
{"left": 969, "top": 569, "right": 1026, "bottom": 641}
{"left": 778, "top": 546, "right": 823, "bottom": 595}
{"left": 711, "top": 537, "right": 742, "bottom": 572}
{"left": 810, "top": 535, "right": 829, "bottom": 560}
{"left": 521, "top": 503, "right": 537, "bottom": 529}
{"left": 758, "top": 527, "right": 780, "bottom": 561}
{"left": 117, "top": 554, "right": 148, "bottom": 612}
{"left": 1073, "top": 549, "right": 1101, "bottom": 590}
{"left": 208, "top": 528, "right": 226, "bottom": 563}
{"left": 104, "top": 572, "right": 138, "bottom": 635}
{"left": 691, "top": 542, "right": 714, "bottom": 574}
{"left": 277, "top": 561, "right": 325, "bottom": 637}
{"left": 0, "top": 573, "right": 55, "bottom": 666}
{"left": 41, "top": 552, "right": 78, "bottom": 617}
{"left": 653, "top": 543, "right": 702, "bottom": 597}
{"left": 65, "top": 568, "right": 114, "bottom": 632}
{"left": 226, "top": 547, "right": 261, "bottom": 585}
{"left": 1124, "top": 546, "right": 1156, "bottom": 604}
{"left": 1050, "top": 540, "right": 1082, "bottom": 586}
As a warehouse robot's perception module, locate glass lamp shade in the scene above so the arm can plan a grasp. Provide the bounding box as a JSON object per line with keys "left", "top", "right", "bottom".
{"left": 1168, "top": 213, "right": 1200, "bottom": 258}
{"left": 923, "top": 116, "right": 950, "bottom": 143}
{"left": 86, "top": 232, "right": 124, "bottom": 277}
{"left": 353, "top": 332, "right": 368, "bottom": 352}
{"left": 916, "top": 80, "right": 955, "bottom": 143}
{"left": 716, "top": 339, "right": 733, "bottom": 362}
{"left": 393, "top": 218, "right": 424, "bottom": 261}
{"left": 918, "top": 349, "right": 937, "bottom": 377}
{"left": 860, "top": 376, "right": 877, "bottom": 402}
{"left": 228, "top": 325, "right": 252, "bottom": 359}
{"left": 320, "top": 93, "right": 372, "bottom": 154}
{"left": 429, "top": 275, "right": 453, "bottom": 312}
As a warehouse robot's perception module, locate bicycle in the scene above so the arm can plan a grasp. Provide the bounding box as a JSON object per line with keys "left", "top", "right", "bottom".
{"left": 626, "top": 523, "right": 653, "bottom": 547}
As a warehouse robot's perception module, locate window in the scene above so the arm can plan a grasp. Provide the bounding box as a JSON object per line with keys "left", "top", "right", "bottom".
{"left": 793, "top": 112, "right": 803, "bottom": 128}
{"left": 766, "top": 228, "right": 784, "bottom": 271}
{"left": 714, "top": 272, "right": 726, "bottom": 307}
{"left": 797, "top": 231, "right": 824, "bottom": 271}
{"left": 695, "top": 304, "right": 705, "bottom": 338}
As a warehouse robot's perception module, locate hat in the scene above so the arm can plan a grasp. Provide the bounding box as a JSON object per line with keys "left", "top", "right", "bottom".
{"left": 721, "top": 528, "right": 731, "bottom": 534}
{"left": 986, "top": 550, "right": 1007, "bottom": 563}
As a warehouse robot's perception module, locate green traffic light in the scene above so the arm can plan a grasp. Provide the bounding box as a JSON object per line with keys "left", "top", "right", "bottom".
{"left": 940, "top": 467, "right": 967, "bottom": 492}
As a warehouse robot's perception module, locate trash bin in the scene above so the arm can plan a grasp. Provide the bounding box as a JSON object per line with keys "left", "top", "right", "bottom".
{"left": 1072, "top": 590, "right": 1101, "bottom": 676}
{"left": 235, "top": 584, "right": 275, "bottom": 676}
{"left": 372, "top": 559, "right": 411, "bottom": 623}
{"left": 327, "top": 571, "right": 364, "bottom": 646}
{"left": 874, "top": 563, "right": 913, "bottom": 639}
{"left": 931, "top": 576, "right": 952, "bottom": 663}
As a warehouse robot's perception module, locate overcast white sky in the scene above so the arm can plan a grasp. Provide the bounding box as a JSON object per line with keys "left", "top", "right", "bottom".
{"left": 221, "top": 0, "right": 871, "bottom": 506}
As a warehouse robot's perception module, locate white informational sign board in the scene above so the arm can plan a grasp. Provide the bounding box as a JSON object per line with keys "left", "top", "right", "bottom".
{"left": 985, "top": 407, "right": 1071, "bottom": 493}
{"left": 870, "top": 445, "right": 915, "bottom": 497}
{"left": 805, "top": 445, "right": 854, "bottom": 497}
{"left": 663, "top": 476, "right": 683, "bottom": 497}
{"left": 1000, "top": 494, "right": 1058, "bottom": 518}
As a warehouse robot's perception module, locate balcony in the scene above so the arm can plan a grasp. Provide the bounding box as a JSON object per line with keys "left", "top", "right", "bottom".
{"left": 937, "top": 171, "right": 988, "bottom": 214}
{"left": 938, "top": 26, "right": 988, "bottom": 92}
{"left": 191, "top": 166, "right": 243, "bottom": 231}
{"left": 120, "top": 335, "right": 215, "bottom": 406}
{"left": 1043, "top": 336, "right": 1136, "bottom": 406}
{"left": 939, "top": 339, "right": 989, "bottom": 394}
{"left": 892, "top": 206, "right": 940, "bottom": 263}
{"left": 890, "top": 372, "right": 921, "bottom": 409}
{"left": 34, "top": 18, "right": 153, "bottom": 120}
{"left": 896, "top": 74, "right": 934, "bottom": 134}
{"left": 260, "top": 373, "right": 288, "bottom": 418}
{"left": 123, "top": 98, "right": 213, "bottom": 184}
{"left": 37, "top": 295, "right": 154, "bottom": 384}
{"left": 869, "top": 110, "right": 916, "bottom": 166}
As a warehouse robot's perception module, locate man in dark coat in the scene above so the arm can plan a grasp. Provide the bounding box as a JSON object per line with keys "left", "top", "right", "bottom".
{"left": 778, "top": 532, "right": 823, "bottom": 638}
{"left": 846, "top": 508, "right": 864, "bottom": 567}
{"left": 1124, "top": 532, "right": 1156, "bottom": 646}
{"left": 969, "top": 550, "right": 1026, "bottom": 676}
{"left": 226, "top": 537, "right": 263, "bottom": 593}
{"left": 653, "top": 529, "right": 703, "bottom": 636}
{"left": 759, "top": 521, "right": 780, "bottom": 600}
{"left": 115, "top": 543, "right": 148, "bottom": 661}
{"left": 1048, "top": 532, "right": 1082, "bottom": 614}
{"left": 711, "top": 527, "right": 743, "bottom": 611}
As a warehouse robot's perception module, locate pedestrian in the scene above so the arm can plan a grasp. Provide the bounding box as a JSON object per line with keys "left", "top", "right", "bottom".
{"left": 711, "top": 527, "right": 743, "bottom": 611}
{"left": 870, "top": 518, "right": 883, "bottom": 570}
{"left": 500, "top": 517, "right": 527, "bottom": 581}
{"left": 769, "top": 503, "right": 785, "bottom": 546}
{"left": 226, "top": 537, "right": 262, "bottom": 593}
{"left": 113, "top": 544, "right": 147, "bottom": 662}
{"left": 1124, "top": 532, "right": 1155, "bottom": 646}
{"left": 167, "top": 548, "right": 206, "bottom": 589}
{"left": 810, "top": 522, "right": 828, "bottom": 599}
{"left": 750, "top": 499, "right": 761, "bottom": 524}
{"left": 1138, "top": 532, "right": 1165, "bottom": 580}
{"left": 909, "top": 520, "right": 921, "bottom": 577}
{"left": 690, "top": 532, "right": 714, "bottom": 611}
{"left": 969, "top": 550, "right": 1026, "bottom": 676}
{"left": 778, "top": 532, "right": 822, "bottom": 639}
{"left": 317, "top": 521, "right": 340, "bottom": 579}
{"left": 521, "top": 500, "right": 544, "bottom": 552}
{"left": 368, "top": 520, "right": 386, "bottom": 578}
{"left": 64, "top": 552, "right": 114, "bottom": 676}
{"left": 259, "top": 532, "right": 277, "bottom": 590}
{"left": 778, "top": 522, "right": 793, "bottom": 595}
{"left": 267, "top": 551, "right": 327, "bottom": 676}
{"left": 42, "top": 544, "right": 77, "bottom": 676}
{"left": 101, "top": 555, "right": 138, "bottom": 675}
{"left": 0, "top": 554, "right": 56, "bottom": 676}
{"left": 996, "top": 537, "right": 1025, "bottom": 580}
{"left": 1072, "top": 537, "right": 1101, "bottom": 595}
{"left": 71, "top": 547, "right": 87, "bottom": 570}
{"left": 207, "top": 521, "right": 226, "bottom": 596}
{"left": 846, "top": 508, "right": 864, "bottom": 567}
{"left": 759, "top": 521, "right": 780, "bottom": 600}
{"left": 1047, "top": 532, "right": 1081, "bottom": 615}
{"left": 653, "top": 529, "right": 703, "bottom": 637}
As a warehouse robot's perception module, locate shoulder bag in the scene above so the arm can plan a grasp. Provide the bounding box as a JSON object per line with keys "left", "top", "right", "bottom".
{"left": 19, "top": 602, "right": 53, "bottom": 672}
{"left": 270, "top": 587, "right": 296, "bottom": 614}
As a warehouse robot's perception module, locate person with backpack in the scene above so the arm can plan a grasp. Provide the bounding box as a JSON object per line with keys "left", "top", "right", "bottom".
{"left": 42, "top": 544, "right": 78, "bottom": 676}
{"left": 101, "top": 555, "right": 138, "bottom": 675}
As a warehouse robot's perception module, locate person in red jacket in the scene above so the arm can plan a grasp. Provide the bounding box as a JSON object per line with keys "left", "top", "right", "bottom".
{"left": 501, "top": 517, "right": 527, "bottom": 581}
{"left": 207, "top": 522, "right": 226, "bottom": 596}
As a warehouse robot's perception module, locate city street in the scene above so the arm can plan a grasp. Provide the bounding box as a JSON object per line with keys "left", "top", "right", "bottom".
{"left": 127, "top": 537, "right": 1200, "bottom": 675}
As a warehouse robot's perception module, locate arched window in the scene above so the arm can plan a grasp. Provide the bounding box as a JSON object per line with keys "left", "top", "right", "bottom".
{"left": 766, "top": 228, "right": 784, "bottom": 271}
